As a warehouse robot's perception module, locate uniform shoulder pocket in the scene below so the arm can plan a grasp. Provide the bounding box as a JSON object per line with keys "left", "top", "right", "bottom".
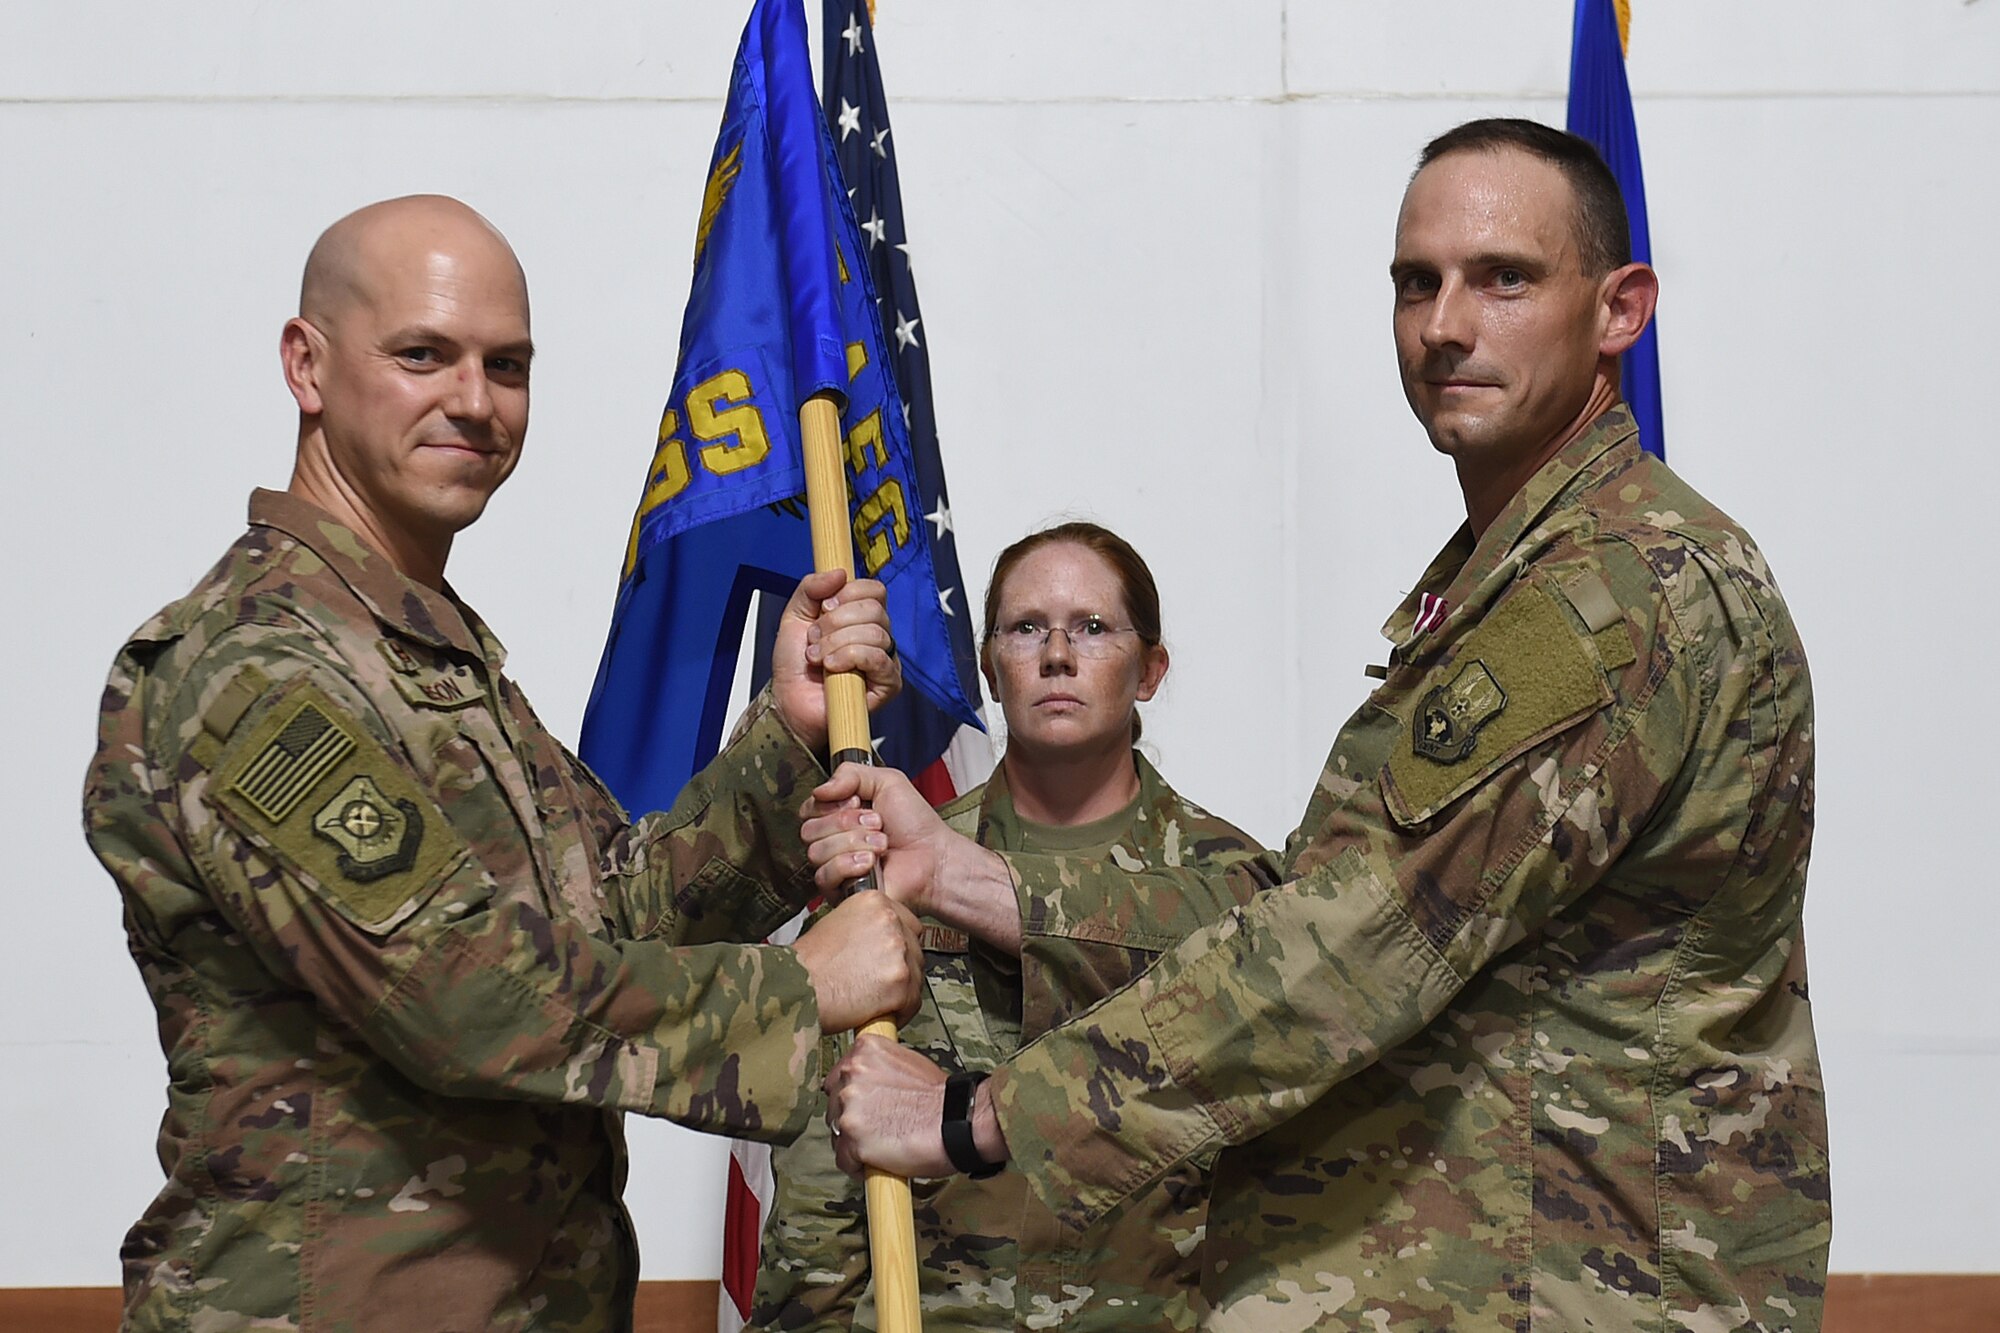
{"left": 1381, "top": 579, "right": 1611, "bottom": 827}
{"left": 206, "top": 677, "right": 468, "bottom": 934}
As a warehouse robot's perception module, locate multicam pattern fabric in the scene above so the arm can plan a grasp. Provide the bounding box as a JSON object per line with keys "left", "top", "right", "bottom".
{"left": 84, "top": 489, "right": 831, "bottom": 1332}
{"left": 989, "top": 407, "right": 1832, "bottom": 1332}
{"left": 751, "top": 755, "right": 1279, "bottom": 1330}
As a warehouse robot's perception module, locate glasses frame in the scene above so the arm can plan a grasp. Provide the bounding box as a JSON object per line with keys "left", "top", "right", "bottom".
{"left": 987, "top": 616, "right": 1142, "bottom": 661}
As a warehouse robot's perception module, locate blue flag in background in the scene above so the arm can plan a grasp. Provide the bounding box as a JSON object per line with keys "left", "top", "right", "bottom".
{"left": 580, "top": 0, "right": 983, "bottom": 820}
{"left": 1568, "top": 0, "right": 1665, "bottom": 459}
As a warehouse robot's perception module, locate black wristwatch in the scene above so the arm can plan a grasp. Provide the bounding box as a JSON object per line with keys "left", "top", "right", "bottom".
{"left": 941, "top": 1071, "right": 1005, "bottom": 1179}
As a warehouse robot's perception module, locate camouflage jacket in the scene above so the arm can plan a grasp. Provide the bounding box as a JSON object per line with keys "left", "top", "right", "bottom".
{"left": 751, "top": 754, "right": 1280, "bottom": 1331}
{"left": 990, "top": 408, "right": 1831, "bottom": 1332}
{"left": 84, "top": 490, "right": 830, "bottom": 1333}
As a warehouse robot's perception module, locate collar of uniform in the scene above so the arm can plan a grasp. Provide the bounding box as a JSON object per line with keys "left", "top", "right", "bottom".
{"left": 1465, "top": 403, "right": 1639, "bottom": 589}
{"left": 1379, "top": 524, "right": 1477, "bottom": 646}
{"left": 974, "top": 748, "right": 1158, "bottom": 852}
{"left": 246, "top": 488, "right": 490, "bottom": 661}
{"left": 1379, "top": 404, "right": 1640, "bottom": 646}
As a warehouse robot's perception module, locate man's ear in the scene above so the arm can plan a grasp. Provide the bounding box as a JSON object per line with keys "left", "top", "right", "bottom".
{"left": 1598, "top": 262, "right": 1659, "bottom": 359}
{"left": 280, "top": 317, "right": 327, "bottom": 416}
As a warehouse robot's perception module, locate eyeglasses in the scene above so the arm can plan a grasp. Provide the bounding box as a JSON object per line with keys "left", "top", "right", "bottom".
{"left": 989, "top": 617, "right": 1140, "bottom": 660}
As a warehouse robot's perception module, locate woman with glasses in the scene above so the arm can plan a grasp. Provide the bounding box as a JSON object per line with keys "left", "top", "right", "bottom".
{"left": 750, "top": 521, "right": 1280, "bottom": 1332}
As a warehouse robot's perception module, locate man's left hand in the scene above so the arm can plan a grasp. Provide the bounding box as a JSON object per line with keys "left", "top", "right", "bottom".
{"left": 772, "top": 569, "right": 900, "bottom": 752}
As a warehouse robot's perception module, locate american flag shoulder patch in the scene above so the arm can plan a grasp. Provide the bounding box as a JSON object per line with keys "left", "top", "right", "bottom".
{"left": 228, "top": 696, "right": 358, "bottom": 823}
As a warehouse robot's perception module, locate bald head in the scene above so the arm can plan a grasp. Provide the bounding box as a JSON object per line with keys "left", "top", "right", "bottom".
{"left": 300, "top": 194, "right": 527, "bottom": 329}
{"left": 282, "top": 194, "right": 535, "bottom": 587}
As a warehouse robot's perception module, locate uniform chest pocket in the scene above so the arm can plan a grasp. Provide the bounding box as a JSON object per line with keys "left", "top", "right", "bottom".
{"left": 1380, "top": 580, "right": 1612, "bottom": 828}
{"left": 414, "top": 721, "right": 548, "bottom": 898}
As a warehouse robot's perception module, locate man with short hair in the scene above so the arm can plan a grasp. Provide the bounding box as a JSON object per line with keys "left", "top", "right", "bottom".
{"left": 86, "top": 194, "right": 924, "bottom": 1331}
{"left": 811, "top": 120, "right": 1832, "bottom": 1331}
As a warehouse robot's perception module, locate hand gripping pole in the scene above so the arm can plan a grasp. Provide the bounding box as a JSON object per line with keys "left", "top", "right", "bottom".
{"left": 798, "top": 390, "right": 923, "bottom": 1333}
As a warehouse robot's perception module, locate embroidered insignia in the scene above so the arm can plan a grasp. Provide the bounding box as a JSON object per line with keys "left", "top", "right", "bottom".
{"left": 312, "top": 776, "right": 425, "bottom": 882}
{"left": 919, "top": 924, "right": 970, "bottom": 954}
{"left": 1413, "top": 660, "right": 1508, "bottom": 764}
{"left": 377, "top": 639, "right": 423, "bottom": 675}
{"left": 695, "top": 140, "right": 743, "bottom": 263}
{"left": 230, "top": 701, "right": 357, "bottom": 822}
{"left": 391, "top": 667, "right": 482, "bottom": 711}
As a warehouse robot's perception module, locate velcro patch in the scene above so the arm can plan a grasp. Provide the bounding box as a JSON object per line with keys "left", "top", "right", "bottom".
{"left": 209, "top": 679, "right": 465, "bottom": 932}
{"left": 1382, "top": 580, "right": 1612, "bottom": 825}
{"left": 390, "top": 665, "right": 483, "bottom": 711}
{"left": 1557, "top": 571, "right": 1638, "bottom": 670}
{"left": 1558, "top": 570, "right": 1623, "bottom": 633}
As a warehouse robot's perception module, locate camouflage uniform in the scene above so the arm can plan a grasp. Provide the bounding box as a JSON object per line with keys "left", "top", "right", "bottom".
{"left": 84, "top": 490, "right": 832, "bottom": 1332}
{"left": 751, "top": 754, "right": 1280, "bottom": 1331}
{"left": 989, "top": 408, "right": 1831, "bottom": 1332}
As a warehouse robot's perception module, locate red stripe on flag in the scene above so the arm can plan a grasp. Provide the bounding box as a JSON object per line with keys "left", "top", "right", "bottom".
{"left": 721, "top": 1153, "right": 762, "bottom": 1320}
{"left": 911, "top": 754, "right": 959, "bottom": 807}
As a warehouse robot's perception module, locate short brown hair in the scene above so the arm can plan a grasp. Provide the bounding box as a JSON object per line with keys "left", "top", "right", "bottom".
{"left": 1417, "top": 118, "right": 1632, "bottom": 275}
{"left": 981, "top": 521, "right": 1162, "bottom": 743}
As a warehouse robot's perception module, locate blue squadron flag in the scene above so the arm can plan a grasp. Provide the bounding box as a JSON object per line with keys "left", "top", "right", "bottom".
{"left": 572, "top": 1, "right": 989, "bottom": 1326}
{"left": 1568, "top": 0, "right": 1665, "bottom": 459}
{"left": 709, "top": 2, "right": 998, "bottom": 1323}
{"left": 579, "top": 0, "right": 984, "bottom": 824}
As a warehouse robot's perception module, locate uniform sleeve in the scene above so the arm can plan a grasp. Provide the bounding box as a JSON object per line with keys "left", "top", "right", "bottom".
{"left": 595, "top": 688, "right": 825, "bottom": 948}
{"left": 749, "top": 1076, "right": 872, "bottom": 1331}
{"left": 990, "top": 541, "right": 1704, "bottom": 1230}
{"left": 173, "top": 626, "right": 825, "bottom": 1144}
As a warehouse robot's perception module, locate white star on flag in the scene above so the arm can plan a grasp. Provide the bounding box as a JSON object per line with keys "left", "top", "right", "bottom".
{"left": 894, "top": 240, "right": 913, "bottom": 276}
{"left": 836, "top": 98, "right": 862, "bottom": 141}
{"left": 901, "top": 402, "right": 911, "bottom": 429}
{"left": 939, "top": 586, "right": 958, "bottom": 617}
{"left": 871, "top": 127, "right": 890, "bottom": 159}
{"left": 861, "top": 209, "right": 887, "bottom": 248}
{"left": 843, "top": 15, "right": 865, "bottom": 56}
{"left": 894, "top": 312, "right": 921, "bottom": 349}
{"left": 926, "top": 502, "right": 953, "bottom": 539}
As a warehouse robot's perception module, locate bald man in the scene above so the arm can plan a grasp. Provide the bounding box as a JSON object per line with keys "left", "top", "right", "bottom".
{"left": 84, "top": 196, "right": 924, "bottom": 1332}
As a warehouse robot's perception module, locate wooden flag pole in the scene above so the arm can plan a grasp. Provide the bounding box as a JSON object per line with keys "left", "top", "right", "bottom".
{"left": 798, "top": 389, "right": 924, "bottom": 1333}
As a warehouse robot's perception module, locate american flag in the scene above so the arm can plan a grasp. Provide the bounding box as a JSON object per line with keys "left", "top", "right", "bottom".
{"left": 717, "top": 2, "right": 993, "bottom": 1325}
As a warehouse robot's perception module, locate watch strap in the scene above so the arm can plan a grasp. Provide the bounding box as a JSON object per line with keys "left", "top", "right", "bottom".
{"left": 941, "top": 1071, "right": 1003, "bottom": 1179}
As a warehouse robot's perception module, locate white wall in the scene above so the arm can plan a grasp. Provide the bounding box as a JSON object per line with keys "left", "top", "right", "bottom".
{"left": 3, "top": 0, "right": 1994, "bottom": 1283}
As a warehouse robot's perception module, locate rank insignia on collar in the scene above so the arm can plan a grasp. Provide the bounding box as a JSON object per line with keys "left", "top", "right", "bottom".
{"left": 1414, "top": 660, "right": 1508, "bottom": 764}
{"left": 377, "top": 639, "right": 423, "bottom": 675}
{"left": 312, "top": 776, "right": 425, "bottom": 882}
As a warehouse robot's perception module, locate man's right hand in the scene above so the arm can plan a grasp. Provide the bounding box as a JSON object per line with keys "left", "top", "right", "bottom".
{"left": 800, "top": 762, "right": 960, "bottom": 916}
{"left": 792, "top": 891, "right": 924, "bottom": 1033}
{"left": 802, "top": 763, "right": 1027, "bottom": 954}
